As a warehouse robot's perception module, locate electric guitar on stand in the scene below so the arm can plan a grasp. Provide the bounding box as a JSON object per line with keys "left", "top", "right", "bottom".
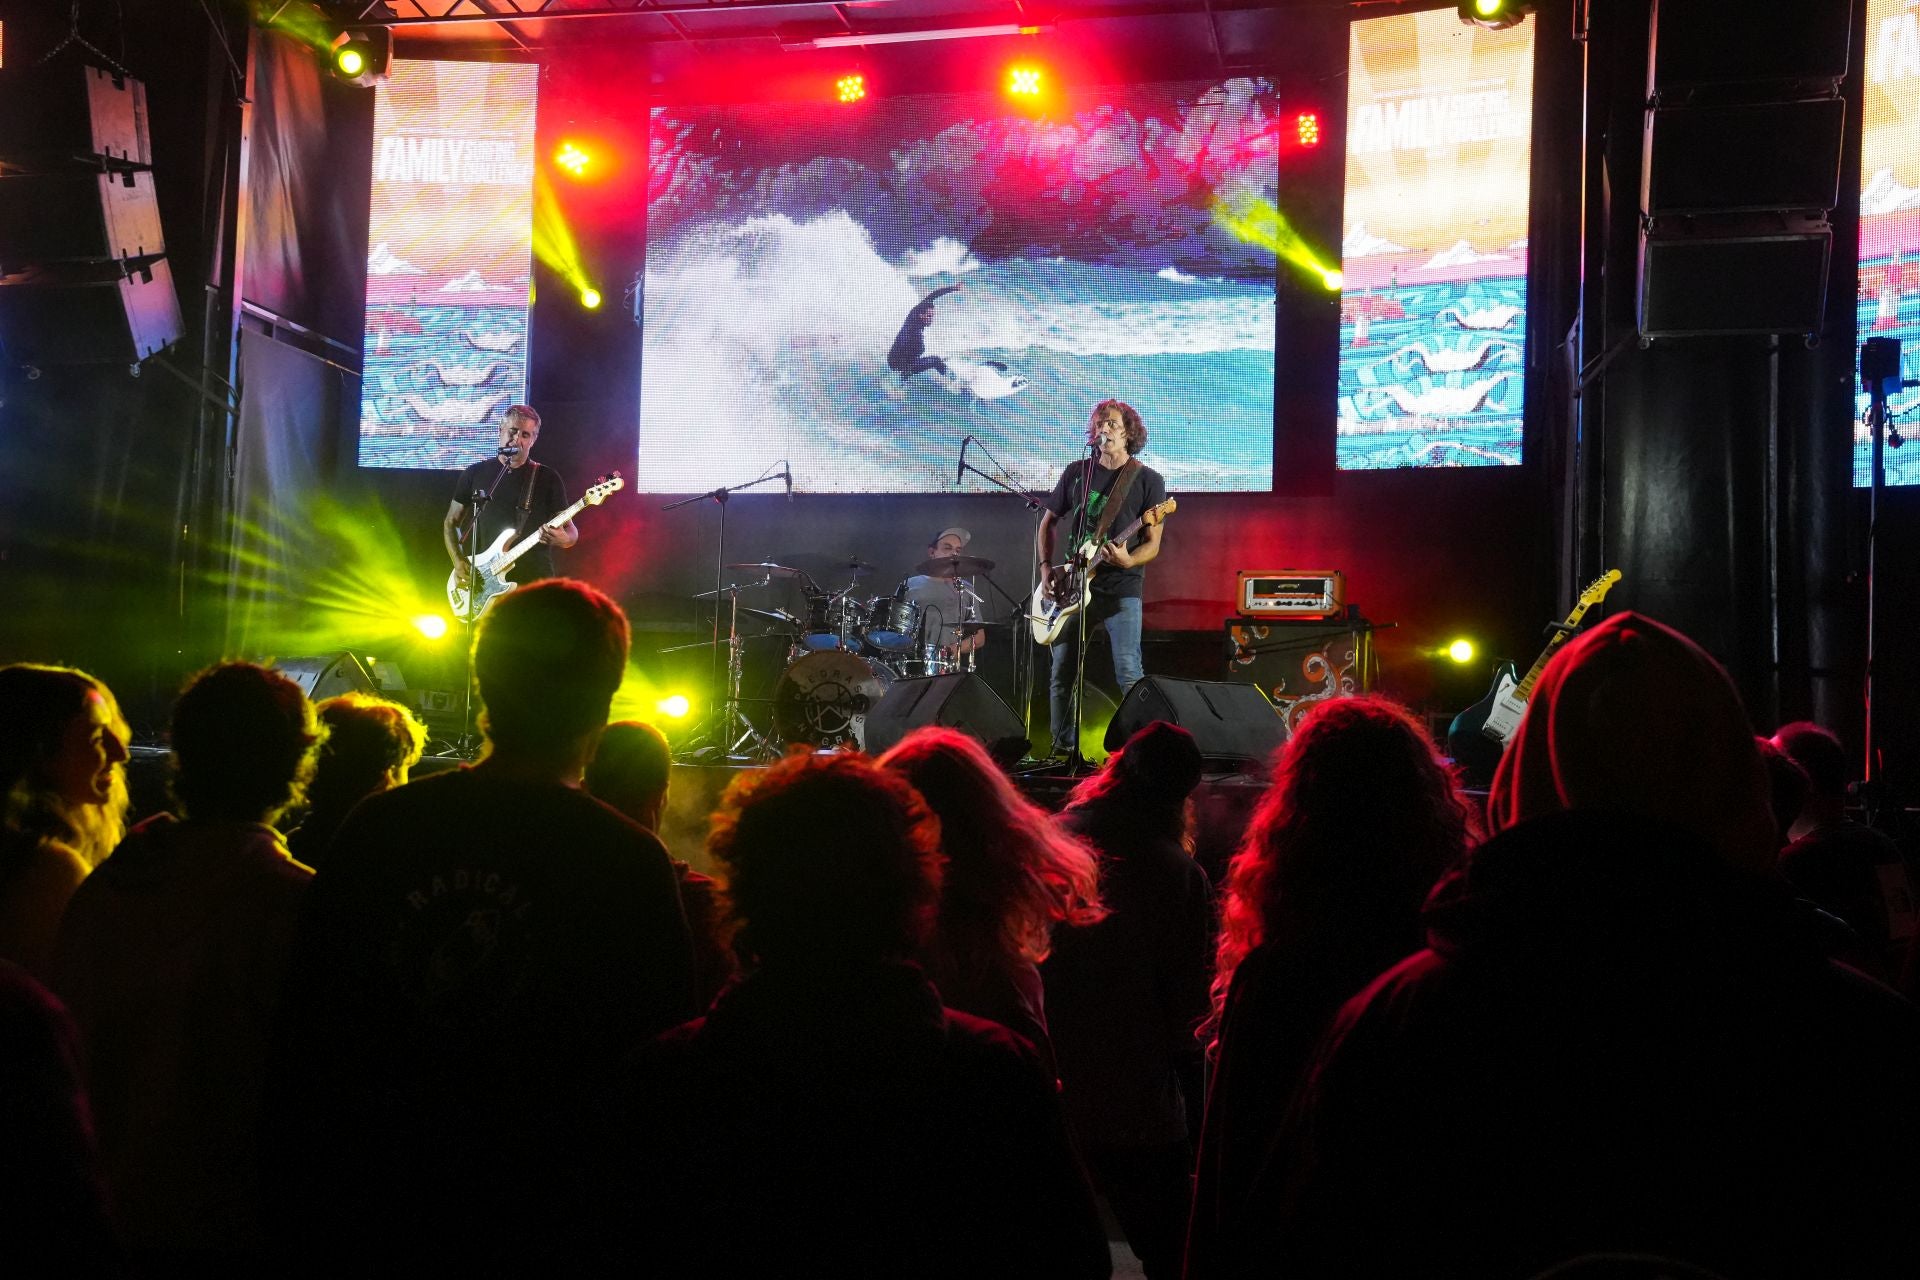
{"left": 1448, "top": 569, "right": 1622, "bottom": 781}
{"left": 1029, "top": 498, "right": 1177, "bottom": 645}
{"left": 447, "top": 472, "right": 625, "bottom": 617}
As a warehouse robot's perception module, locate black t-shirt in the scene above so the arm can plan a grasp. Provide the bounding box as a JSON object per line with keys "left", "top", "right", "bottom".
{"left": 1043, "top": 456, "right": 1168, "bottom": 600}
{"left": 453, "top": 459, "right": 569, "bottom": 583}
{"left": 266, "top": 765, "right": 696, "bottom": 1265}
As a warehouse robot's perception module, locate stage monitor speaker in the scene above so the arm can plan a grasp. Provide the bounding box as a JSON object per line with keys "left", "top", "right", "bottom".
{"left": 275, "top": 652, "right": 379, "bottom": 703}
{"left": 1641, "top": 98, "right": 1845, "bottom": 217}
{"left": 1648, "top": 0, "right": 1851, "bottom": 95}
{"left": 0, "top": 65, "right": 152, "bottom": 169}
{"left": 0, "top": 258, "right": 184, "bottom": 363}
{"left": 1104, "top": 676, "right": 1285, "bottom": 765}
{"left": 0, "top": 170, "right": 168, "bottom": 267}
{"left": 862, "top": 673, "right": 1028, "bottom": 761}
{"left": 1638, "top": 221, "right": 1830, "bottom": 338}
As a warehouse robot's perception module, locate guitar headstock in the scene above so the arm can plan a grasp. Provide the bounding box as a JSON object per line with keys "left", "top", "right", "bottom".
{"left": 1145, "top": 498, "right": 1177, "bottom": 525}
{"left": 584, "top": 472, "right": 625, "bottom": 506}
{"left": 1579, "top": 569, "right": 1622, "bottom": 607}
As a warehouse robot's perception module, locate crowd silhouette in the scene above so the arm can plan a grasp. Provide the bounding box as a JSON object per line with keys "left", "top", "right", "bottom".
{"left": 4, "top": 585, "right": 1918, "bottom": 1277}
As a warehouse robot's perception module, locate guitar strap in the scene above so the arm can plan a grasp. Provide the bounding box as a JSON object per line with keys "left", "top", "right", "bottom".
{"left": 1089, "top": 459, "right": 1143, "bottom": 548}
{"left": 509, "top": 462, "right": 542, "bottom": 541}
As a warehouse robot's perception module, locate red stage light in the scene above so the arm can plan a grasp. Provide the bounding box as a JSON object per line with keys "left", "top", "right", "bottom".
{"left": 554, "top": 141, "right": 592, "bottom": 177}
{"left": 1296, "top": 112, "right": 1321, "bottom": 148}
{"left": 1007, "top": 66, "right": 1043, "bottom": 97}
{"left": 836, "top": 74, "right": 867, "bottom": 104}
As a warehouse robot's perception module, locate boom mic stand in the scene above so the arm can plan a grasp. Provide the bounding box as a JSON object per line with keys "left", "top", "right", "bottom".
{"left": 663, "top": 464, "right": 788, "bottom": 758}
{"left": 456, "top": 454, "right": 514, "bottom": 758}
{"left": 958, "top": 437, "right": 1050, "bottom": 760}
{"left": 1861, "top": 336, "right": 1913, "bottom": 792}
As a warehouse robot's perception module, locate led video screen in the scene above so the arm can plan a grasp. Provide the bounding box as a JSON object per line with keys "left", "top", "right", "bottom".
{"left": 1859, "top": 0, "right": 1920, "bottom": 487}
{"left": 639, "top": 80, "right": 1281, "bottom": 494}
{"left": 358, "top": 59, "right": 538, "bottom": 469}
{"left": 1337, "top": 10, "right": 1534, "bottom": 470}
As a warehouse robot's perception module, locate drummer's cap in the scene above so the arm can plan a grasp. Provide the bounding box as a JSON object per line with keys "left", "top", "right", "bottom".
{"left": 933, "top": 527, "right": 972, "bottom": 549}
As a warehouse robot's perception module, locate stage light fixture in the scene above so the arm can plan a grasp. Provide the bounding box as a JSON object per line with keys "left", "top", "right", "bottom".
{"left": 554, "top": 141, "right": 592, "bottom": 178}
{"left": 329, "top": 28, "right": 391, "bottom": 87}
{"left": 1447, "top": 638, "right": 1477, "bottom": 664}
{"left": 1296, "top": 111, "right": 1321, "bottom": 148}
{"left": 412, "top": 614, "right": 449, "bottom": 641}
{"left": 1458, "top": 0, "right": 1532, "bottom": 30}
{"left": 657, "top": 694, "right": 692, "bottom": 719}
{"left": 580, "top": 287, "right": 603, "bottom": 310}
{"left": 1008, "top": 66, "right": 1043, "bottom": 97}
{"left": 837, "top": 74, "right": 867, "bottom": 103}
{"left": 1321, "top": 268, "right": 1344, "bottom": 292}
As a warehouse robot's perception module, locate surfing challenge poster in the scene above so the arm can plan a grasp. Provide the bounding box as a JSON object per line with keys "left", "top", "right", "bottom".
{"left": 357, "top": 60, "right": 539, "bottom": 470}
{"left": 637, "top": 80, "right": 1282, "bottom": 494}
{"left": 1336, "top": 8, "right": 1534, "bottom": 471}
{"left": 1859, "top": 0, "right": 1920, "bottom": 487}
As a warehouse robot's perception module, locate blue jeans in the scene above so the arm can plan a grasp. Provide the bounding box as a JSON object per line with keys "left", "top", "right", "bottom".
{"left": 1050, "top": 594, "right": 1143, "bottom": 751}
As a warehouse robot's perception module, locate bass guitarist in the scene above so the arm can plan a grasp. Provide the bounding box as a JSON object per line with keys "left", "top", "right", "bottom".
{"left": 444, "top": 405, "right": 578, "bottom": 611}
{"left": 1037, "top": 399, "right": 1167, "bottom": 758}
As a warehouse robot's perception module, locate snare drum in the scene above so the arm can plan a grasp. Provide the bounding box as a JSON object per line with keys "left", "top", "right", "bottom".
{"left": 772, "top": 650, "right": 892, "bottom": 749}
{"left": 864, "top": 592, "right": 922, "bottom": 652}
{"left": 891, "top": 644, "right": 959, "bottom": 679}
{"left": 802, "top": 593, "right": 864, "bottom": 651}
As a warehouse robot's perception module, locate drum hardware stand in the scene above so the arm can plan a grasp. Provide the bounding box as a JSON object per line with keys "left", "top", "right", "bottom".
{"left": 663, "top": 465, "right": 789, "bottom": 762}
{"left": 955, "top": 437, "right": 1052, "bottom": 763}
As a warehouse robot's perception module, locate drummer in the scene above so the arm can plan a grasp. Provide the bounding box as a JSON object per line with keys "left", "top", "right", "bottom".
{"left": 901, "top": 527, "right": 986, "bottom": 663}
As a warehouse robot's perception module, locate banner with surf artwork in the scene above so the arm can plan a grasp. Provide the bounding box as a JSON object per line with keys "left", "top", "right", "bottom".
{"left": 358, "top": 60, "right": 538, "bottom": 470}
{"left": 1337, "top": 10, "right": 1534, "bottom": 470}
{"left": 639, "top": 80, "right": 1281, "bottom": 494}
{"left": 1859, "top": 0, "right": 1920, "bottom": 487}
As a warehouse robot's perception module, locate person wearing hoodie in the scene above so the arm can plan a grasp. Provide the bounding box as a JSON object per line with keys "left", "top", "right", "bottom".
{"left": 50, "top": 662, "right": 320, "bottom": 1268}
{"left": 1249, "top": 613, "right": 1920, "bottom": 1280}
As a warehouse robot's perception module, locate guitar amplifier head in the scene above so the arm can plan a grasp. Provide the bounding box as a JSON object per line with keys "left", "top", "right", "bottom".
{"left": 1236, "top": 570, "right": 1345, "bottom": 619}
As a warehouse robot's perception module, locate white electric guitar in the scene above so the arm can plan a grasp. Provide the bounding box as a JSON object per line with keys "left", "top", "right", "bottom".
{"left": 1029, "top": 498, "right": 1177, "bottom": 646}
{"left": 447, "top": 472, "right": 624, "bottom": 617}
{"left": 1479, "top": 569, "right": 1623, "bottom": 744}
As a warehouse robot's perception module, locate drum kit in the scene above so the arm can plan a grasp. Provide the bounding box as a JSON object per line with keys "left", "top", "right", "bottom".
{"left": 674, "top": 552, "right": 1002, "bottom": 757}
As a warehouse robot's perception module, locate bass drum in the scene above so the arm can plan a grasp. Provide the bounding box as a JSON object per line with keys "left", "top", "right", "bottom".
{"left": 773, "top": 650, "right": 892, "bottom": 750}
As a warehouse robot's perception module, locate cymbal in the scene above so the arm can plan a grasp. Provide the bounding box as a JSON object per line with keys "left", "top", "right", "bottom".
{"left": 739, "top": 606, "right": 800, "bottom": 629}
{"left": 913, "top": 554, "right": 997, "bottom": 578}
{"left": 841, "top": 557, "right": 874, "bottom": 579}
{"left": 693, "top": 581, "right": 764, "bottom": 599}
{"left": 726, "top": 562, "right": 806, "bottom": 579}
{"left": 953, "top": 620, "right": 1010, "bottom": 634}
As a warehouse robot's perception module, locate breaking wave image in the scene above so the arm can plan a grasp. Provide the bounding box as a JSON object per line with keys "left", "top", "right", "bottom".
{"left": 639, "top": 80, "right": 1282, "bottom": 494}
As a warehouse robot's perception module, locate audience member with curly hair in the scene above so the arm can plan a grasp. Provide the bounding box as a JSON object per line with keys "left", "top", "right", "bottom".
{"left": 286, "top": 692, "right": 426, "bottom": 870}
{"left": 0, "top": 665, "right": 130, "bottom": 976}
{"left": 879, "top": 726, "right": 1105, "bottom": 1068}
{"left": 1185, "top": 695, "right": 1472, "bottom": 1278}
{"left": 628, "top": 750, "right": 1110, "bottom": 1278}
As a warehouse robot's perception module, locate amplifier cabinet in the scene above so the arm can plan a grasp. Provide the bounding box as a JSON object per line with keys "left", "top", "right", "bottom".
{"left": 1224, "top": 618, "right": 1372, "bottom": 738}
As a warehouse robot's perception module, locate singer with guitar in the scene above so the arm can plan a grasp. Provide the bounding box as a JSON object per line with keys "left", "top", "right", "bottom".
{"left": 443, "top": 405, "right": 578, "bottom": 609}
{"left": 1037, "top": 399, "right": 1168, "bottom": 758}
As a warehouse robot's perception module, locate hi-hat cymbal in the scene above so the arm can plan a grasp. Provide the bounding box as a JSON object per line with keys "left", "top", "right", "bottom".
{"left": 953, "top": 620, "right": 1009, "bottom": 634}
{"left": 725, "top": 562, "right": 806, "bottom": 579}
{"left": 913, "top": 554, "right": 997, "bottom": 578}
{"left": 842, "top": 557, "right": 874, "bottom": 579}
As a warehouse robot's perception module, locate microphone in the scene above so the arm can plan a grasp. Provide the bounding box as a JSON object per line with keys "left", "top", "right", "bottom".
{"left": 497, "top": 445, "right": 520, "bottom": 458}
{"left": 783, "top": 465, "right": 793, "bottom": 502}
{"left": 956, "top": 436, "right": 971, "bottom": 485}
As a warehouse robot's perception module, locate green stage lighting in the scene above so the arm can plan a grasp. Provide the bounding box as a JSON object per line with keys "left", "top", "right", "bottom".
{"left": 413, "top": 614, "right": 449, "bottom": 641}
{"left": 329, "top": 29, "right": 391, "bottom": 87}
{"left": 1459, "top": 0, "right": 1532, "bottom": 30}
{"left": 1447, "top": 638, "right": 1477, "bottom": 664}
{"left": 657, "top": 694, "right": 692, "bottom": 719}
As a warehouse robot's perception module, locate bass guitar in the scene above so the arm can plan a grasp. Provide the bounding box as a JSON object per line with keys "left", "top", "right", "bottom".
{"left": 1029, "top": 498, "right": 1177, "bottom": 646}
{"left": 447, "top": 472, "right": 625, "bottom": 618}
{"left": 1448, "top": 569, "right": 1622, "bottom": 780}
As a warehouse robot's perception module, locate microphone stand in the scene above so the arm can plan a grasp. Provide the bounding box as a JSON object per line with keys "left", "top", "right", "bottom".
{"left": 958, "top": 439, "right": 1051, "bottom": 762}
{"left": 663, "top": 465, "right": 788, "bottom": 758}
{"left": 456, "top": 454, "right": 515, "bottom": 758}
